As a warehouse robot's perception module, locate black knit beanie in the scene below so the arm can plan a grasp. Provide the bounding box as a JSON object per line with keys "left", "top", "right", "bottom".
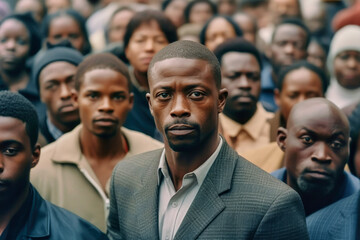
{"left": 32, "top": 46, "right": 84, "bottom": 91}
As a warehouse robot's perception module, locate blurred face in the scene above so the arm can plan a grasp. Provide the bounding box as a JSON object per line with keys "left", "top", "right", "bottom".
{"left": 47, "top": 15, "right": 85, "bottom": 54}
{"left": 221, "top": 52, "right": 261, "bottom": 122}
{"left": 46, "top": 0, "right": 71, "bottom": 14}
{"left": 0, "top": 19, "right": 30, "bottom": 72}
{"left": 147, "top": 58, "right": 227, "bottom": 152}
{"left": 125, "top": 21, "right": 169, "bottom": 74}
{"left": 271, "top": 24, "right": 307, "bottom": 73}
{"left": 0, "top": 116, "right": 39, "bottom": 206}
{"left": 77, "top": 68, "right": 133, "bottom": 138}
{"left": 233, "top": 14, "right": 256, "bottom": 44}
{"left": 39, "top": 62, "right": 79, "bottom": 131}
{"left": 280, "top": 103, "right": 349, "bottom": 198}
{"left": 108, "top": 10, "right": 134, "bottom": 43}
{"left": 189, "top": 2, "right": 214, "bottom": 25}
{"left": 334, "top": 50, "right": 360, "bottom": 89}
{"left": 275, "top": 67, "right": 324, "bottom": 122}
{"left": 354, "top": 135, "right": 360, "bottom": 178}
{"left": 205, "top": 18, "right": 237, "bottom": 52}
{"left": 307, "top": 41, "right": 326, "bottom": 70}
{"left": 15, "top": 0, "right": 45, "bottom": 22}
{"left": 217, "top": 0, "right": 236, "bottom": 16}
{"left": 164, "top": 0, "right": 187, "bottom": 28}
{"left": 269, "top": 0, "right": 300, "bottom": 24}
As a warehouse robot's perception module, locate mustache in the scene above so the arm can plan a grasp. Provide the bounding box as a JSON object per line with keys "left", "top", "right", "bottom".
{"left": 229, "top": 92, "right": 257, "bottom": 101}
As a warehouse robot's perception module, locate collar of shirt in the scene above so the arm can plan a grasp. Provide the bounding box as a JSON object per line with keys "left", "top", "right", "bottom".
{"left": 46, "top": 116, "right": 63, "bottom": 140}
{"left": 220, "top": 103, "right": 273, "bottom": 140}
{"left": 157, "top": 137, "right": 223, "bottom": 188}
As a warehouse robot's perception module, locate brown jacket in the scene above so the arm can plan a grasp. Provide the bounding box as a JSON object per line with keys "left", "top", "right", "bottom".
{"left": 30, "top": 124, "right": 163, "bottom": 232}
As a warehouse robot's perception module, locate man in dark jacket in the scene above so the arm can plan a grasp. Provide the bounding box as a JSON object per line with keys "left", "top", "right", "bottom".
{"left": 0, "top": 91, "right": 107, "bottom": 240}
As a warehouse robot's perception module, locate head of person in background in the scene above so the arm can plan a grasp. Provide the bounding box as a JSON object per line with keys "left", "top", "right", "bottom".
{"left": 269, "top": 18, "right": 310, "bottom": 82}
{"left": 232, "top": 12, "right": 258, "bottom": 45}
{"left": 348, "top": 102, "right": 360, "bottom": 178}
{"left": 105, "top": 6, "right": 135, "bottom": 45}
{"left": 268, "top": 0, "right": 302, "bottom": 25}
{"left": 217, "top": 0, "right": 237, "bottom": 16}
{"left": 239, "top": 0, "right": 269, "bottom": 29}
{"left": 214, "top": 37, "right": 275, "bottom": 154}
{"left": 42, "top": 9, "right": 92, "bottom": 55}
{"left": 45, "top": 0, "right": 72, "bottom": 14}
{"left": 0, "top": 12, "right": 41, "bottom": 92}
{"left": 184, "top": 0, "right": 217, "bottom": 25}
{"left": 124, "top": 9, "right": 178, "bottom": 91}
{"left": 32, "top": 46, "right": 83, "bottom": 144}
{"left": 274, "top": 60, "right": 328, "bottom": 127}
{"left": 275, "top": 98, "right": 358, "bottom": 216}
{"left": 199, "top": 15, "right": 243, "bottom": 52}
{"left": 14, "top": 0, "right": 46, "bottom": 23}
{"left": 177, "top": 23, "right": 203, "bottom": 42}
{"left": 326, "top": 25, "right": 360, "bottom": 108}
{"left": 162, "top": 0, "right": 188, "bottom": 28}
{"left": 307, "top": 37, "right": 328, "bottom": 71}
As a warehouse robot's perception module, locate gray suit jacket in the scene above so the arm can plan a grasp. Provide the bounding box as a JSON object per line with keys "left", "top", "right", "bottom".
{"left": 107, "top": 141, "right": 309, "bottom": 239}
{"left": 307, "top": 191, "right": 360, "bottom": 240}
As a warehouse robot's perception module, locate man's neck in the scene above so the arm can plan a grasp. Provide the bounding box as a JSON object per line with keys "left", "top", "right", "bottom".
{"left": 223, "top": 107, "right": 257, "bottom": 125}
{"left": 164, "top": 134, "right": 220, "bottom": 191}
{"left": 134, "top": 70, "right": 149, "bottom": 91}
{"left": 0, "top": 185, "right": 29, "bottom": 235}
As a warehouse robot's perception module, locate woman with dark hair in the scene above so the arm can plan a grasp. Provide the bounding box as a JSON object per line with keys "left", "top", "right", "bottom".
{"left": 0, "top": 12, "right": 41, "bottom": 92}
{"left": 123, "top": 9, "right": 178, "bottom": 141}
{"left": 199, "top": 15, "right": 242, "bottom": 51}
{"left": 162, "top": 0, "right": 188, "bottom": 28}
{"left": 184, "top": 0, "right": 217, "bottom": 25}
{"left": 42, "top": 9, "right": 92, "bottom": 55}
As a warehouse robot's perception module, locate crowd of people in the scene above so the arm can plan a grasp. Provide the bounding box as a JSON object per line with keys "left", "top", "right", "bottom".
{"left": 0, "top": 0, "right": 360, "bottom": 239}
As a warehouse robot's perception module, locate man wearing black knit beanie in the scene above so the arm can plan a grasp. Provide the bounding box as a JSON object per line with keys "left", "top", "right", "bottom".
{"left": 32, "top": 46, "right": 83, "bottom": 145}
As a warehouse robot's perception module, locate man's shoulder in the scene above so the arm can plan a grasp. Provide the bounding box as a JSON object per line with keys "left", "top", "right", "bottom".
{"left": 28, "top": 187, "right": 107, "bottom": 239}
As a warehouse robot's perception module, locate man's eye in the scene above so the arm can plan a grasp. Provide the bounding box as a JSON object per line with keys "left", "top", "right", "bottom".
{"left": 189, "top": 91, "right": 204, "bottom": 100}
{"left": 301, "top": 135, "right": 313, "bottom": 144}
{"left": 88, "top": 93, "right": 99, "bottom": 99}
{"left": 4, "top": 148, "right": 18, "bottom": 156}
{"left": 330, "top": 141, "right": 344, "bottom": 149}
{"left": 157, "top": 92, "right": 170, "bottom": 99}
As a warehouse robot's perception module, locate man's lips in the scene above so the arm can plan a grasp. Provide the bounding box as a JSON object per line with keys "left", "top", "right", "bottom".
{"left": 59, "top": 104, "right": 77, "bottom": 113}
{"left": 303, "top": 169, "right": 333, "bottom": 180}
{"left": 167, "top": 124, "right": 195, "bottom": 135}
{"left": 93, "top": 117, "right": 118, "bottom": 126}
{"left": 0, "top": 180, "right": 10, "bottom": 191}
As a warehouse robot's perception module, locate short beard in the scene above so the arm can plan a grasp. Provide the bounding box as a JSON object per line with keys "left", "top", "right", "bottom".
{"left": 297, "top": 176, "right": 335, "bottom": 198}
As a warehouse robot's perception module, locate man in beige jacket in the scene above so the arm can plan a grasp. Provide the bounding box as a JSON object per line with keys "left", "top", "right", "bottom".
{"left": 30, "top": 53, "right": 163, "bottom": 232}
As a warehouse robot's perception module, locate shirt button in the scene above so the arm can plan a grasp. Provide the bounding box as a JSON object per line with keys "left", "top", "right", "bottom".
{"left": 172, "top": 202, "right": 178, "bottom": 208}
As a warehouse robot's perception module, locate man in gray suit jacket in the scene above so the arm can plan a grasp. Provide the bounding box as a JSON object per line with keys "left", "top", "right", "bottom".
{"left": 107, "top": 40, "right": 309, "bottom": 239}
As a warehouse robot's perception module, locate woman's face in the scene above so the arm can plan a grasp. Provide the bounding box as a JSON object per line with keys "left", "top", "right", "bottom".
{"left": 125, "top": 21, "right": 169, "bottom": 74}
{"left": 205, "top": 17, "right": 236, "bottom": 52}
{"left": 164, "top": 0, "right": 187, "bottom": 27}
{"left": 108, "top": 10, "right": 134, "bottom": 43}
{"left": 47, "top": 15, "right": 85, "bottom": 53}
{"left": 0, "top": 19, "right": 30, "bottom": 72}
{"left": 334, "top": 50, "right": 360, "bottom": 89}
{"left": 189, "top": 2, "right": 213, "bottom": 25}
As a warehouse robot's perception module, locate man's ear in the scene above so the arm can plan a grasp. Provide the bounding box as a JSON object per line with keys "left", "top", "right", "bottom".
{"left": 128, "top": 92, "right": 134, "bottom": 110}
{"left": 277, "top": 127, "right": 287, "bottom": 152}
{"left": 146, "top": 93, "right": 154, "bottom": 116}
{"left": 31, "top": 144, "right": 41, "bottom": 168}
{"left": 218, "top": 88, "right": 228, "bottom": 113}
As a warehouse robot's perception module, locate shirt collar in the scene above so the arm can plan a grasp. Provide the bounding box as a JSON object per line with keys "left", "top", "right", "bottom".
{"left": 46, "top": 116, "right": 63, "bottom": 140}
{"left": 157, "top": 137, "right": 223, "bottom": 187}
{"left": 220, "top": 103, "right": 273, "bottom": 140}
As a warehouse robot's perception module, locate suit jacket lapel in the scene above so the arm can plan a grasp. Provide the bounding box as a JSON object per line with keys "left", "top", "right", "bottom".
{"left": 174, "top": 142, "right": 237, "bottom": 239}
{"left": 134, "top": 150, "right": 162, "bottom": 240}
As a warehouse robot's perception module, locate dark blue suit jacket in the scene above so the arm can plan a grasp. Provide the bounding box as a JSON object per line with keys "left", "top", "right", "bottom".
{"left": 307, "top": 191, "right": 360, "bottom": 240}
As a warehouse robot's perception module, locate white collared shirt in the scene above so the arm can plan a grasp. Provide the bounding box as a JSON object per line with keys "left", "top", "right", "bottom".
{"left": 157, "top": 138, "right": 223, "bottom": 240}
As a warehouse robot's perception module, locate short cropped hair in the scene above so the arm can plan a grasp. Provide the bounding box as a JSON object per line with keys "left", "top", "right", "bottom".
{"left": 184, "top": 0, "right": 217, "bottom": 23}
{"left": 123, "top": 9, "right": 178, "bottom": 50}
{"left": 213, "top": 37, "right": 263, "bottom": 69}
{"left": 0, "top": 91, "right": 38, "bottom": 148}
{"left": 199, "top": 15, "right": 243, "bottom": 45}
{"left": 271, "top": 18, "right": 311, "bottom": 50}
{"left": 277, "top": 60, "right": 328, "bottom": 93}
{"left": 148, "top": 40, "right": 221, "bottom": 88}
{"left": 348, "top": 103, "right": 360, "bottom": 176}
{"left": 75, "top": 53, "right": 131, "bottom": 91}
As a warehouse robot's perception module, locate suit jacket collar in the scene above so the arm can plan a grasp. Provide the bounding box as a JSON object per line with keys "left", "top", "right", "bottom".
{"left": 133, "top": 141, "right": 237, "bottom": 240}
